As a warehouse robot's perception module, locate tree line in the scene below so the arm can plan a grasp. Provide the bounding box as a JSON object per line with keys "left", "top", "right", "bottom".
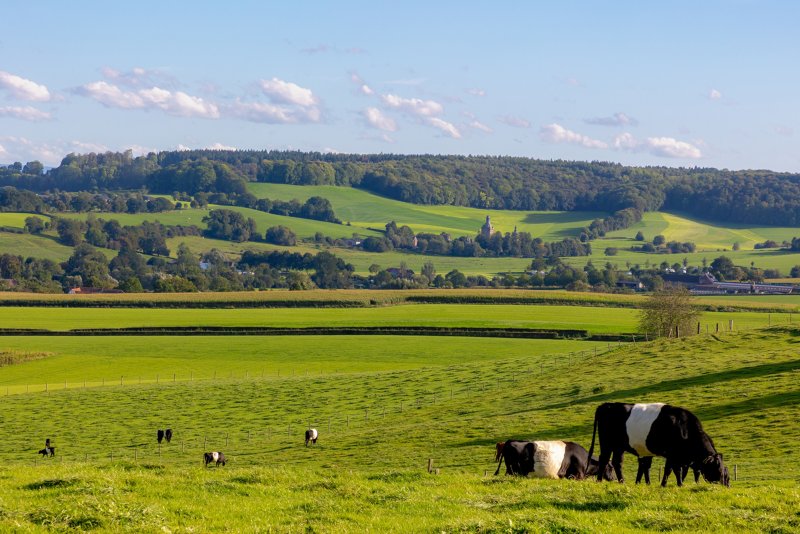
{"left": 4, "top": 150, "right": 800, "bottom": 226}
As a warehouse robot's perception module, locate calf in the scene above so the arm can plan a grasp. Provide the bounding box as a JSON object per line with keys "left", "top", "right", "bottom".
{"left": 587, "top": 402, "right": 728, "bottom": 486}
{"left": 305, "top": 428, "right": 318, "bottom": 447}
{"left": 203, "top": 451, "right": 226, "bottom": 467}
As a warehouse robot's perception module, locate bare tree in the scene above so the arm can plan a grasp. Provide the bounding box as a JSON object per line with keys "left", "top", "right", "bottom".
{"left": 638, "top": 286, "right": 700, "bottom": 338}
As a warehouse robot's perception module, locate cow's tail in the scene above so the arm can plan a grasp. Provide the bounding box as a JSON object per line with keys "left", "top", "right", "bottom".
{"left": 493, "top": 449, "right": 504, "bottom": 476}
{"left": 585, "top": 406, "right": 599, "bottom": 478}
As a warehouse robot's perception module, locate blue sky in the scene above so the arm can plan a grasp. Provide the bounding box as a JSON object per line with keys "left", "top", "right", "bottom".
{"left": 1, "top": 0, "right": 798, "bottom": 171}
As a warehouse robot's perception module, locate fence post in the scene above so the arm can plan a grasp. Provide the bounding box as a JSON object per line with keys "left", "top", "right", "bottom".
{"left": 697, "top": 322, "right": 701, "bottom": 335}
{"left": 734, "top": 465, "right": 738, "bottom": 481}
{"left": 729, "top": 319, "right": 733, "bottom": 331}
{"left": 427, "top": 458, "right": 433, "bottom": 473}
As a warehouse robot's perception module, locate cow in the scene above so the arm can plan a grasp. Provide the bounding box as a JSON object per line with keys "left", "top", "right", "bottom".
{"left": 587, "top": 402, "right": 728, "bottom": 487}
{"left": 38, "top": 447, "right": 55, "bottom": 457}
{"left": 494, "top": 440, "right": 616, "bottom": 480}
{"left": 157, "top": 429, "right": 165, "bottom": 444}
{"left": 165, "top": 429, "right": 173, "bottom": 443}
{"left": 203, "top": 451, "right": 226, "bottom": 467}
{"left": 305, "top": 428, "right": 318, "bottom": 447}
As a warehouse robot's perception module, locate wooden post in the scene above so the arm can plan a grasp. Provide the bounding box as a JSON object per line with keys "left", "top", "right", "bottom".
{"left": 697, "top": 322, "right": 701, "bottom": 335}
{"left": 768, "top": 313, "right": 771, "bottom": 326}
{"left": 173, "top": 373, "right": 176, "bottom": 382}
{"left": 734, "top": 465, "right": 738, "bottom": 481}
{"left": 716, "top": 323, "right": 719, "bottom": 333}
{"left": 427, "top": 458, "right": 433, "bottom": 473}
{"left": 729, "top": 319, "right": 733, "bottom": 331}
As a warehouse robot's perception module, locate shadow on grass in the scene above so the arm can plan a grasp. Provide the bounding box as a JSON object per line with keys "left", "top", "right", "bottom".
{"left": 23, "top": 478, "right": 78, "bottom": 490}
{"left": 542, "top": 358, "right": 800, "bottom": 411}
{"left": 550, "top": 499, "right": 630, "bottom": 512}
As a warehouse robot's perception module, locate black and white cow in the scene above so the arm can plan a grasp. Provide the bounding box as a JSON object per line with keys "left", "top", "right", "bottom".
{"left": 203, "top": 451, "right": 226, "bottom": 467}
{"left": 38, "top": 447, "right": 55, "bottom": 457}
{"left": 305, "top": 428, "right": 318, "bottom": 447}
{"left": 587, "top": 402, "right": 728, "bottom": 486}
{"left": 157, "top": 429, "right": 165, "bottom": 444}
{"left": 494, "top": 440, "right": 616, "bottom": 480}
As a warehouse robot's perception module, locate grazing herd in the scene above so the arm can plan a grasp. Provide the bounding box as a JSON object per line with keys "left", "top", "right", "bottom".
{"left": 34, "top": 399, "right": 727, "bottom": 489}
{"left": 495, "top": 402, "right": 730, "bottom": 487}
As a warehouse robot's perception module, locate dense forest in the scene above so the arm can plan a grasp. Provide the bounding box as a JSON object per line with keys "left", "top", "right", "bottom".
{"left": 2, "top": 150, "right": 800, "bottom": 226}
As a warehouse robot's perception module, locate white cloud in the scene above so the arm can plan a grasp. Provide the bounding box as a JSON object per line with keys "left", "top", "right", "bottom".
{"left": 259, "top": 78, "right": 318, "bottom": 107}
{"left": 359, "top": 84, "right": 374, "bottom": 96}
{"left": 381, "top": 94, "right": 443, "bottom": 117}
{"left": 646, "top": 137, "right": 702, "bottom": 159}
{"left": 585, "top": 112, "right": 637, "bottom": 127}
{"left": 0, "top": 71, "right": 51, "bottom": 101}
{"left": 709, "top": 89, "right": 722, "bottom": 100}
{"left": 207, "top": 142, "right": 237, "bottom": 151}
{"left": 540, "top": 123, "right": 608, "bottom": 149}
{"left": 499, "top": 115, "right": 531, "bottom": 128}
{"left": 614, "top": 132, "right": 702, "bottom": 159}
{"left": 0, "top": 136, "right": 110, "bottom": 166}
{"left": 363, "top": 107, "right": 397, "bottom": 132}
{"left": 468, "top": 88, "right": 486, "bottom": 97}
{"left": 0, "top": 143, "right": 8, "bottom": 159}
{"left": 101, "top": 66, "right": 176, "bottom": 89}
{"left": 468, "top": 120, "right": 493, "bottom": 133}
{"left": 76, "top": 81, "right": 219, "bottom": 118}
{"left": 428, "top": 117, "right": 462, "bottom": 139}
{"left": 228, "top": 100, "right": 320, "bottom": 124}
{"left": 0, "top": 106, "right": 51, "bottom": 121}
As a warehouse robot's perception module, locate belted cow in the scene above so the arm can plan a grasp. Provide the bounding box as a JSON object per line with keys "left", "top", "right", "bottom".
{"left": 587, "top": 402, "right": 728, "bottom": 486}
{"left": 203, "top": 451, "right": 226, "bottom": 467}
{"left": 305, "top": 428, "right": 318, "bottom": 447}
{"left": 494, "top": 440, "right": 615, "bottom": 480}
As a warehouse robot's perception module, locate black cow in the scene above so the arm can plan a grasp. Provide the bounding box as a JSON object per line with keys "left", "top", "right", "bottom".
{"left": 157, "top": 429, "right": 165, "bottom": 444}
{"left": 305, "top": 428, "right": 318, "bottom": 447}
{"left": 494, "top": 440, "right": 616, "bottom": 480}
{"left": 587, "top": 402, "right": 728, "bottom": 486}
{"left": 203, "top": 451, "right": 226, "bottom": 467}
{"left": 165, "top": 429, "right": 173, "bottom": 443}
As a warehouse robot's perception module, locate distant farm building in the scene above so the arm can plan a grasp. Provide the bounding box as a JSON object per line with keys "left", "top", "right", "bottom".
{"left": 662, "top": 272, "right": 793, "bottom": 295}
{"left": 480, "top": 216, "right": 495, "bottom": 239}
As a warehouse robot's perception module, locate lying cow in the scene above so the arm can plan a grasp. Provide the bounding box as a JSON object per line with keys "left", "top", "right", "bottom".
{"left": 495, "top": 440, "right": 615, "bottom": 480}
{"left": 587, "top": 402, "right": 728, "bottom": 486}
{"left": 305, "top": 428, "right": 318, "bottom": 447}
{"left": 203, "top": 451, "right": 226, "bottom": 467}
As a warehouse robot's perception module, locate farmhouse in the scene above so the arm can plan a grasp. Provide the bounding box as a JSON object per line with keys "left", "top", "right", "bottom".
{"left": 662, "top": 272, "right": 793, "bottom": 295}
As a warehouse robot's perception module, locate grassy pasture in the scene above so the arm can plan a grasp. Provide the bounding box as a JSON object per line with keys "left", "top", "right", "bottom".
{"left": 0, "top": 327, "right": 798, "bottom": 530}
{"left": 0, "top": 304, "right": 795, "bottom": 334}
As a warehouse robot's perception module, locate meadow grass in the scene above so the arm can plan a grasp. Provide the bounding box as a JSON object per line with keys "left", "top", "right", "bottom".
{"left": 0, "top": 326, "right": 798, "bottom": 530}
{"left": 0, "top": 303, "right": 795, "bottom": 334}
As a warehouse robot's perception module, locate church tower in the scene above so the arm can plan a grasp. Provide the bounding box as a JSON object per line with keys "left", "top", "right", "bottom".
{"left": 480, "top": 215, "right": 495, "bottom": 239}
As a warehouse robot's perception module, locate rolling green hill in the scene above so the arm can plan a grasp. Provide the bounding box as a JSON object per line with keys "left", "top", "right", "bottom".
{"left": 0, "top": 315, "right": 797, "bottom": 531}
{"left": 3, "top": 183, "right": 800, "bottom": 276}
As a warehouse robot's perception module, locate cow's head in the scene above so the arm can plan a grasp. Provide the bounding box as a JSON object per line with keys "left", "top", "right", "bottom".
{"left": 700, "top": 453, "right": 727, "bottom": 485}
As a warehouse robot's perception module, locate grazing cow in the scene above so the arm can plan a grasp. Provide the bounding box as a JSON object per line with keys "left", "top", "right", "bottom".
{"left": 203, "top": 451, "right": 226, "bottom": 467}
{"left": 305, "top": 428, "right": 318, "bottom": 447}
{"left": 38, "top": 447, "right": 55, "bottom": 457}
{"left": 165, "top": 429, "right": 173, "bottom": 443}
{"left": 157, "top": 429, "right": 165, "bottom": 444}
{"left": 494, "top": 440, "right": 615, "bottom": 480}
{"left": 587, "top": 402, "right": 728, "bottom": 487}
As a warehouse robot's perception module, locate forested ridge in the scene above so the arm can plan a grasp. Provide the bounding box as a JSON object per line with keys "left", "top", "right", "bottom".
{"left": 2, "top": 150, "right": 800, "bottom": 226}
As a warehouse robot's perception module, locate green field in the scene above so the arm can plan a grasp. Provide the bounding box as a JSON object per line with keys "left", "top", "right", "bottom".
{"left": 0, "top": 304, "right": 794, "bottom": 334}
{"left": 0, "top": 318, "right": 798, "bottom": 530}
{"left": 4, "top": 184, "right": 800, "bottom": 277}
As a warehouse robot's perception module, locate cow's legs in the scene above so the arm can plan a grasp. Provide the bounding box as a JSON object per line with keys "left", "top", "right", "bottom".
{"left": 636, "top": 457, "right": 652, "bottom": 485}
{"left": 596, "top": 450, "right": 612, "bottom": 482}
{"left": 611, "top": 450, "right": 625, "bottom": 483}
{"left": 674, "top": 462, "right": 684, "bottom": 487}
